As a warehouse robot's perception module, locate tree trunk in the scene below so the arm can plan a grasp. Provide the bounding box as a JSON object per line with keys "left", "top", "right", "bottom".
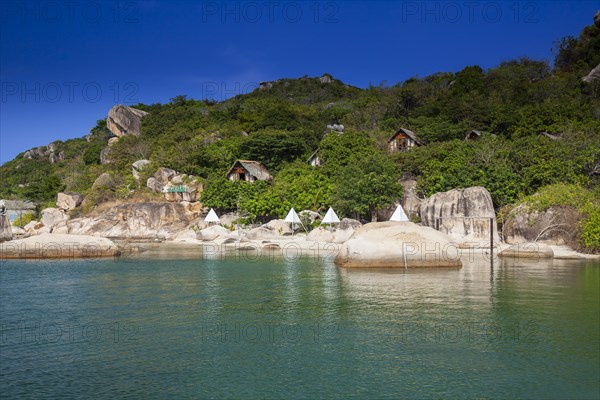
{"left": 370, "top": 208, "right": 378, "bottom": 222}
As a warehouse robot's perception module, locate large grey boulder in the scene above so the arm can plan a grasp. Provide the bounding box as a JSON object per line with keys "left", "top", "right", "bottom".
{"left": 106, "top": 104, "right": 149, "bottom": 137}
{"left": 56, "top": 192, "right": 84, "bottom": 212}
{"left": 335, "top": 221, "right": 462, "bottom": 268}
{"left": 502, "top": 205, "right": 579, "bottom": 245}
{"left": 338, "top": 218, "right": 361, "bottom": 230}
{"left": 1, "top": 234, "right": 119, "bottom": 259}
{"left": 261, "top": 219, "right": 293, "bottom": 235}
{"left": 92, "top": 173, "right": 115, "bottom": 190}
{"left": 40, "top": 208, "right": 69, "bottom": 232}
{"left": 419, "top": 186, "right": 498, "bottom": 247}
{"left": 196, "top": 225, "right": 232, "bottom": 241}
{"left": 0, "top": 214, "right": 12, "bottom": 242}
{"left": 100, "top": 147, "right": 112, "bottom": 164}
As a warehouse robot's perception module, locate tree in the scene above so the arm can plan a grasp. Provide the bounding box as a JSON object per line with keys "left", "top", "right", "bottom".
{"left": 332, "top": 152, "right": 402, "bottom": 221}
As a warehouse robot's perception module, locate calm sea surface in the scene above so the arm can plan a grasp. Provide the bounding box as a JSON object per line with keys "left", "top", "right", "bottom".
{"left": 1, "top": 247, "right": 599, "bottom": 399}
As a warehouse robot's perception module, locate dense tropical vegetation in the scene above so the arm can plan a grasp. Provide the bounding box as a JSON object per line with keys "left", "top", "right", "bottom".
{"left": 0, "top": 22, "right": 598, "bottom": 249}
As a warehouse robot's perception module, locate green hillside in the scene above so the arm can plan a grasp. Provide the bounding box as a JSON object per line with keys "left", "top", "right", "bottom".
{"left": 1, "top": 22, "right": 598, "bottom": 233}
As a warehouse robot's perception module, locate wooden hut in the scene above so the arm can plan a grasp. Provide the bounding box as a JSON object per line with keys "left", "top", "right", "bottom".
{"left": 226, "top": 160, "right": 272, "bottom": 182}
{"left": 387, "top": 128, "right": 422, "bottom": 153}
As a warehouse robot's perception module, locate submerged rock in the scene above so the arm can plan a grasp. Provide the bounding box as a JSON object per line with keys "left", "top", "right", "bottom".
{"left": 335, "top": 221, "right": 462, "bottom": 268}
{"left": 499, "top": 242, "right": 554, "bottom": 259}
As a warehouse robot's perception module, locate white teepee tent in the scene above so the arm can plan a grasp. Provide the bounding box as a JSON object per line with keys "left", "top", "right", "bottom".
{"left": 284, "top": 207, "right": 303, "bottom": 235}
{"left": 321, "top": 207, "right": 340, "bottom": 224}
{"left": 204, "top": 208, "right": 220, "bottom": 223}
{"left": 389, "top": 204, "right": 409, "bottom": 222}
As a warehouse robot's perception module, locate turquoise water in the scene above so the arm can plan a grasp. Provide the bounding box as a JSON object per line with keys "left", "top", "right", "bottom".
{"left": 1, "top": 250, "right": 599, "bottom": 399}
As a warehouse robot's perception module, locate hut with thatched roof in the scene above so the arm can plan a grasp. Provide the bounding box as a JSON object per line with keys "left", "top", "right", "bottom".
{"left": 226, "top": 160, "right": 272, "bottom": 182}
{"left": 387, "top": 128, "right": 423, "bottom": 153}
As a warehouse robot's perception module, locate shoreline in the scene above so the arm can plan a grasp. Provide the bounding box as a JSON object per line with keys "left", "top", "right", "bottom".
{"left": 1, "top": 231, "right": 599, "bottom": 262}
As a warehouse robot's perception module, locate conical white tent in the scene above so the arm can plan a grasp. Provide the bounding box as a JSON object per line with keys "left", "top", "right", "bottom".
{"left": 321, "top": 207, "right": 340, "bottom": 224}
{"left": 284, "top": 207, "right": 304, "bottom": 235}
{"left": 284, "top": 208, "right": 301, "bottom": 223}
{"left": 390, "top": 204, "right": 409, "bottom": 222}
{"left": 204, "top": 208, "right": 220, "bottom": 223}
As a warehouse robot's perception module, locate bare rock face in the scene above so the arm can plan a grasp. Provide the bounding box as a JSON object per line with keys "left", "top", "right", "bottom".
{"left": 146, "top": 168, "right": 202, "bottom": 202}
{"left": 595, "top": 9, "right": 600, "bottom": 27}
{"left": 0, "top": 214, "right": 12, "bottom": 242}
{"left": 419, "top": 186, "right": 498, "bottom": 247}
{"left": 106, "top": 105, "right": 149, "bottom": 137}
{"left": 40, "top": 208, "right": 69, "bottom": 232}
{"left": 22, "top": 142, "right": 63, "bottom": 164}
{"left": 56, "top": 192, "right": 84, "bottom": 212}
{"left": 583, "top": 63, "right": 600, "bottom": 84}
{"left": 67, "top": 202, "right": 196, "bottom": 240}
{"left": 100, "top": 147, "right": 112, "bottom": 164}
{"left": 502, "top": 205, "right": 579, "bottom": 245}
{"left": 319, "top": 74, "right": 333, "bottom": 83}
{"left": 335, "top": 221, "right": 462, "bottom": 268}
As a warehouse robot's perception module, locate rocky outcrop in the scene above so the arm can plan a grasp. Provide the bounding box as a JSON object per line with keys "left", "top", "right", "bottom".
{"left": 56, "top": 192, "right": 84, "bottom": 212}
{"left": 502, "top": 205, "right": 579, "bottom": 245}
{"left": 307, "top": 218, "right": 361, "bottom": 243}
{"left": 0, "top": 233, "right": 119, "bottom": 259}
{"left": 132, "top": 159, "right": 151, "bottom": 180}
{"left": 146, "top": 168, "right": 201, "bottom": 202}
{"left": 106, "top": 105, "right": 149, "bottom": 137}
{"left": 100, "top": 147, "right": 112, "bottom": 164}
{"left": 66, "top": 202, "right": 196, "bottom": 240}
{"left": 0, "top": 214, "right": 12, "bottom": 242}
{"left": 583, "top": 63, "right": 600, "bottom": 84}
{"left": 22, "top": 143, "right": 64, "bottom": 164}
{"left": 499, "top": 242, "right": 554, "bottom": 259}
{"left": 595, "top": 10, "right": 600, "bottom": 27}
{"left": 419, "top": 186, "right": 498, "bottom": 247}
{"left": 40, "top": 208, "right": 69, "bottom": 232}
{"left": 335, "top": 221, "right": 462, "bottom": 268}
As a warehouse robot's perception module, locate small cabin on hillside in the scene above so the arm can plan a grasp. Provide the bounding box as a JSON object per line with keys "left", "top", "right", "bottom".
{"left": 226, "top": 160, "right": 272, "bottom": 182}
{"left": 307, "top": 149, "right": 323, "bottom": 167}
{"left": 464, "top": 130, "right": 482, "bottom": 141}
{"left": 387, "top": 128, "right": 422, "bottom": 153}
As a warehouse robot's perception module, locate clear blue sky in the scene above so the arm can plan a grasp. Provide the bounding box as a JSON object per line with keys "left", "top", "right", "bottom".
{"left": 1, "top": 0, "right": 597, "bottom": 164}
